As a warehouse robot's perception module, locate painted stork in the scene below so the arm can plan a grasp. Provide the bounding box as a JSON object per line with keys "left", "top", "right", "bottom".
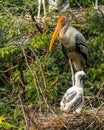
{"left": 49, "top": 16, "right": 88, "bottom": 85}
{"left": 60, "top": 71, "right": 86, "bottom": 113}
{"left": 49, "top": 0, "right": 69, "bottom": 12}
{"left": 94, "top": 0, "right": 98, "bottom": 10}
{"left": 37, "top": 0, "right": 46, "bottom": 18}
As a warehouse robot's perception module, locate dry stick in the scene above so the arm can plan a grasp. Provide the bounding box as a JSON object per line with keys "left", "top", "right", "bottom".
{"left": 18, "top": 57, "right": 26, "bottom": 92}
{"left": 38, "top": 59, "right": 47, "bottom": 89}
{"left": 36, "top": 67, "right": 57, "bottom": 116}
{"left": 27, "top": 116, "right": 37, "bottom": 128}
{"left": 21, "top": 45, "right": 41, "bottom": 105}
{"left": 49, "top": 73, "right": 59, "bottom": 88}
{"left": 98, "top": 8, "right": 104, "bottom": 25}
{"left": 29, "top": 47, "right": 57, "bottom": 116}
{"left": 93, "top": 0, "right": 104, "bottom": 25}
{"left": 26, "top": 54, "right": 34, "bottom": 64}
{"left": 85, "top": 120, "right": 96, "bottom": 130}
{"left": 60, "top": 120, "right": 67, "bottom": 129}
{"left": 96, "top": 102, "right": 104, "bottom": 114}
{"left": 18, "top": 94, "right": 28, "bottom": 129}
{"left": 75, "top": 0, "right": 82, "bottom": 8}
{"left": 96, "top": 85, "right": 104, "bottom": 98}
{"left": 21, "top": 45, "right": 49, "bottom": 116}
{"left": 0, "top": 3, "right": 12, "bottom": 16}
{"left": 96, "top": 86, "right": 104, "bottom": 105}
{"left": 29, "top": 10, "right": 43, "bottom": 34}
{"left": 85, "top": 96, "right": 104, "bottom": 100}
{"left": 85, "top": 96, "right": 93, "bottom": 108}
{"left": 0, "top": 65, "right": 18, "bottom": 73}
{"left": 0, "top": 74, "right": 15, "bottom": 89}
{"left": 29, "top": 47, "right": 47, "bottom": 89}
{"left": 0, "top": 74, "right": 10, "bottom": 84}
{"left": 30, "top": 48, "right": 49, "bottom": 111}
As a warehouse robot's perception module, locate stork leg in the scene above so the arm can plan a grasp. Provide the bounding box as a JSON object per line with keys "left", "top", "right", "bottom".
{"left": 68, "top": 57, "right": 75, "bottom": 86}
{"left": 42, "top": 0, "right": 46, "bottom": 17}
{"left": 37, "top": 0, "right": 41, "bottom": 18}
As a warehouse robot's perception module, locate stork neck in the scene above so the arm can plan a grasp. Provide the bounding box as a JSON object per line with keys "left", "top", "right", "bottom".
{"left": 62, "top": 23, "right": 69, "bottom": 31}
{"left": 75, "top": 79, "right": 84, "bottom": 88}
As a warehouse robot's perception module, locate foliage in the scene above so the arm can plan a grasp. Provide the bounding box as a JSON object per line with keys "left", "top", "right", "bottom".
{"left": 0, "top": 0, "right": 104, "bottom": 129}
{"left": 69, "top": 0, "right": 92, "bottom": 7}
{"left": 69, "top": 0, "right": 104, "bottom": 7}
{"left": 85, "top": 9, "right": 104, "bottom": 86}
{"left": 0, "top": 116, "right": 15, "bottom": 129}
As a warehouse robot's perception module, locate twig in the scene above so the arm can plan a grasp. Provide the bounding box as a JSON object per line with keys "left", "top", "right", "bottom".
{"left": 96, "top": 87, "right": 103, "bottom": 98}
{"left": 21, "top": 45, "right": 42, "bottom": 109}
{"left": 18, "top": 57, "right": 26, "bottom": 92}
{"left": 96, "top": 103, "right": 104, "bottom": 114}
{"left": 0, "top": 74, "right": 14, "bottom": 85}
{"left": 29, "top": 47, "right": 47, "bottom": 89}
{"left": 18, "top": 94, "right": 28, "bottom": 129}
{"left": 28, "top": 47, "right": 57, "bottom": 116}
{"left": 0, "top": 65, "right": 18, "bottom": 73}
{"left": 98, "top": 9, "right": 104, "bottom": 25}
{"left": 29, "top": 10, "right": 43, "bottom": 34}
{"left": 0, "top": 3, "right": 12, "bottom": 16}
{"left": 75, "top": 0, "right": 82, "bottom": 8}
{"left": 50, "top": 74, "right": 59, "bottom": 88}
{"left": 85, "top": 120, "right": 95, "bottom": 130}
{"left": 85, "top": 96, "right": 104, "bottom": 100}
{"left": 93, "top": 0, "right": 104, "bottom": 25}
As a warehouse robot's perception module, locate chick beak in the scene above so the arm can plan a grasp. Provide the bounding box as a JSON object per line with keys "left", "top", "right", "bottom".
{"left": 81, "top": 74, "right": 88, "bottom": 81}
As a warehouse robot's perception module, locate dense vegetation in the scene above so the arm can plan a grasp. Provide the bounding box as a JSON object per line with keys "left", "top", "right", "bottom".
{"left": 0, "top": 0, "right": 104, "bottom": 129}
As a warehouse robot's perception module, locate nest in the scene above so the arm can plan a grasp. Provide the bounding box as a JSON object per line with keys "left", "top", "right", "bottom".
{"left": 25, "top": 106, "right": 104, "bottom": 130}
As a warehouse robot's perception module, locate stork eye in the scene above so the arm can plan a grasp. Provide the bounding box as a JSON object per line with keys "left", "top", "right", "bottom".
{"left": 61, "top": 20, "right": 65, "bottom": 26}
{"left": 62, "top": 21, "right": 64, "bottom": 25}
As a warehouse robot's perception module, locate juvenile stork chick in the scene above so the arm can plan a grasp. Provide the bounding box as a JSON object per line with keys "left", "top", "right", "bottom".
{"left": 60, "top": 71, "right": 86, "bottom": 113}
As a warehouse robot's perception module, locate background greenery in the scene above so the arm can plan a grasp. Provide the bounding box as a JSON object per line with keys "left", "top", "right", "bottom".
{"left": 0, "top": 0, "right": 104, "bottom": 129}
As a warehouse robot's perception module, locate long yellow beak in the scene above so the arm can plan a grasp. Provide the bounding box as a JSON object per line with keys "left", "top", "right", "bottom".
{"left": 49, "top": 23, "right": 62, "bottom": 52}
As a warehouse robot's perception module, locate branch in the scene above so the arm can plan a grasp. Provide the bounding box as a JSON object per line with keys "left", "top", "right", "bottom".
{"left": 98, "top": 8, "right": 104, "bottom": 25}
{"left": 29, "top": 10, "right": 43, "bottom": 34}
{"left": 0, "top": 65, "right": 18, "bottom": 73}
{"left": 85, "top": 96, "right": 104, "bottom": 100}
{"left": 96, "top": 103, "right": 104, "bottom": 114}
{"left": 18, "top": 94, "right": 28, "bottom": 129}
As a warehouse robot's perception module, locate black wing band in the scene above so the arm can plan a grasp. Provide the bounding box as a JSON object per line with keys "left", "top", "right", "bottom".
{"left": 73, "top": 94, "right": 83, "bottom": 108}
{"left": 75, "top": 34, "right": 88, "bottom": 64}
{"left": 63, "top": 90, "right": 77, "bottom": 104}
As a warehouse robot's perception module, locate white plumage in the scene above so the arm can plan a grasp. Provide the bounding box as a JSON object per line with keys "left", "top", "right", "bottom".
{"left": 94, "top": 0, "right": 98, "bottom": 10}
{"left": 37, "top": 0, "right": 46, "bottom": 18}
{"left": 49, "top": 0, "right": 69, "bottom": 12}
{"left": 60, "top": 71, "right": 86, "bottom": 113}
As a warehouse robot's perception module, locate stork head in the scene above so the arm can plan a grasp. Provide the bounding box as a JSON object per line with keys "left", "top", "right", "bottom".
{"left": 75, "top": 71, "right": 87, "bottom": 87}
{"left": 49, "top": 16, "right": 69, "bottom": 52}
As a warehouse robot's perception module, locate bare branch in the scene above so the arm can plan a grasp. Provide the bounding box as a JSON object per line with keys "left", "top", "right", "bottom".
{"left": 18, "top": 94, "right": 28, "bottom": 129}
{"left": 0, "top": 65, "right": 18, "bottom": 73}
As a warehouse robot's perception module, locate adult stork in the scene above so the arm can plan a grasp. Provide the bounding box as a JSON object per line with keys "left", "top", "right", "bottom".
{"left": 94, "top": 0, "right": 98, "bottom": 10}
{"left": 49, "top": 0, "right": 69, "bottom": 13}
{"left": 60, "top": 71, "right": 86, "bottom": 113}
{"left": 37, "top": 0, "right": 46, "bottom": 18}
{"left": 49, "top": 16, "right": 88, "bottom": 85}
